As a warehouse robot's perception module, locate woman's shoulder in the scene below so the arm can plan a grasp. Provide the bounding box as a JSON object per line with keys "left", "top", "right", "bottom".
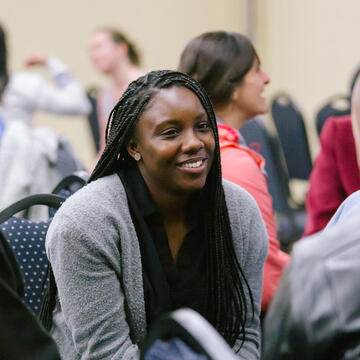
{"left": 222, "top": 179, "right": 268, "bottom": 266}
{"left": 222, "top": 178, "right": 264, "bottom": 232}
{"left": 46, "top": 174, "right": 131, "bottom": 253}
{"left": 222, "top": 178, "right": 259, "bottom": 209}
{"left": 321, "top": 114, "right": 352, "bottom": 139}
{"left": 53, "top": 174, "right": 126, "bottom": 222}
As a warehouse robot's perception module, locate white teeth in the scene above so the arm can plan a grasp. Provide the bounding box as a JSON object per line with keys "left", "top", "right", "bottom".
{"left": 181, "top": 160, "right": 203, "bottom": 168}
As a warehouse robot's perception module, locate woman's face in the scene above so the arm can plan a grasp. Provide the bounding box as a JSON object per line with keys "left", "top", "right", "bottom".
{"left": 88, "top": 31, "right": 123, "bottom": 74}
{"left": 233, "top": 58, "right": 270, "bottom": 119}
{"left": 128, "top": 86, "right": 215, "bottom": 199}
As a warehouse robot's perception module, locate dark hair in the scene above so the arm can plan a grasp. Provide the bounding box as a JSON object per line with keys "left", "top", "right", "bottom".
{"left": 97, "top": 26, "right": 141, "bottom": 66}
{"left": 0, "top": 24, "right": 8, "bottom": 101}
{"left": 178, "top": 31, "right": 258, "bottom": 108}
{"left": 90, "top": 70, "right": 254, "bottom": 348}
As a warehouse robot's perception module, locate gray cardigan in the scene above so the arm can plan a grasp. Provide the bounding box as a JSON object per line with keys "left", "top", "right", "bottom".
{"left": 46, "top": 175, "right": 268, "bottom": 360}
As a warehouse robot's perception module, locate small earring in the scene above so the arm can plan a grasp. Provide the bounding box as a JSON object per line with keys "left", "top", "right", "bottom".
{"left": 134, "top": 153, "right": 141, "bottom": 161}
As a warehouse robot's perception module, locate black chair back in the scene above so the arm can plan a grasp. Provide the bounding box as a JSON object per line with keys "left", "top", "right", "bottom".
{"left": 315, "top": 95, "right": 350, "bottom": 136}
{"left": 241, "top": 117, "right": 290, "bottom": 214}
{"left": 271, "top": 93, "right": 312, "bottom": 180}
{"left": 86, "top": 88, "right": 101, "bottom": 153}
{"left": 241, "top": 117, "right": 306, "bottom": 249}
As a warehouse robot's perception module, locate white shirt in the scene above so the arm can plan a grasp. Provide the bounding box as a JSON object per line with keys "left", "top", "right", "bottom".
{"left": 0, "top": 56, "right": 90, "bottom": 126}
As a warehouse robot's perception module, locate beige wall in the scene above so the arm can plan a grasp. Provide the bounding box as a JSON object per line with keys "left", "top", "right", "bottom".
{"left": 254, "top": 0, "right": 360, "bottom": 156}
{"left": 2, "top": 0, "right": 247, "bottom": 169}
{"left": 4, "top": 1, "right": 360, "bottom": 167}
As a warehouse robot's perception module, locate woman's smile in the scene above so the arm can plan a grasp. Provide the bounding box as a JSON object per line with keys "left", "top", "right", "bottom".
{"left": 177, "top": 157, "right": 207, "bottom": 172}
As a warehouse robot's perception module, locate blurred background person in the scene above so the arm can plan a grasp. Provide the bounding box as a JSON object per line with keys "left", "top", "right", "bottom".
{"left": 0, "top": 24, "right": 86, "bottom": 219}
{"left": 178, "top": 31, "right": 289, "bottom": 313}
{"left": 263, "top": 194, "right": 360, "bottom": 359}
{"left": 0, "top": 51, "right": 90, "bottom": 126}
{"left": 88, "top": 27, "right": 145, "bottom": 153}
{"left": 303, "top": 74, "right": 360, "bottom": 236}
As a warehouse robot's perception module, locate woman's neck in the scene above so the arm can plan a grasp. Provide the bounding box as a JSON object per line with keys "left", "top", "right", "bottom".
{"left": 154, "top": 192, "right": 188, "bottom": 223}
{"left": 215, "top": 103, "right": 249, "bottom": 130}
{"left": 110, "top": 61, "right": 144, "bottom": 98}
{"left": 149, "top": 188, "right": 190, "bottom": 263}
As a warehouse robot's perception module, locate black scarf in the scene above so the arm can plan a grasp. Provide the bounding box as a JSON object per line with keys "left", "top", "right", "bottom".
{"left": 118, "top": 167, "right": 172, "bottom": 328}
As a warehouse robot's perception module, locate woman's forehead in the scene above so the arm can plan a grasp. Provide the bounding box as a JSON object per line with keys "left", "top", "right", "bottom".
{"left": 134, "top": 86, "right": 208, "bottom": 131}
{"left": 145, "top": 86, "right": 206, "bottom": 116}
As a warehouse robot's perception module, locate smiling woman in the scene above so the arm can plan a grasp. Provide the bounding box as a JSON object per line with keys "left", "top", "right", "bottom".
{"left": 43, "top": 70, "right": 267, "bottom": 359}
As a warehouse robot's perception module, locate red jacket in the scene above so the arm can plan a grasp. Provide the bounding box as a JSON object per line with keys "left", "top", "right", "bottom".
{"left": 218, "top": 124, "right": 289, "bottom": 311}
{"left": 304, "top": 115, "right": 360, "bottom": 236}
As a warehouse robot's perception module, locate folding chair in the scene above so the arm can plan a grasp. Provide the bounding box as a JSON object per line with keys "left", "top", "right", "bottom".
{"left": 86, "top": 87, "right": 101, "bottom": 153}
{"left": 241, "top": 117, "right": 306, "bottom": 250}
{"left": 271, "top": 93, "right": 312, "bottom": 180}
{"left": 315, "top": 95, "right": 350, "bottom": 136}
{"left": 141, "top": 308, "right": 237, "bottom": 360}
{"left": 0, "top": 194, "right": 65, "bottom": 314}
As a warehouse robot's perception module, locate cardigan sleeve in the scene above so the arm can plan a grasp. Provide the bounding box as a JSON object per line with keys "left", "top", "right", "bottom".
{"left": 223, "top": 181, "right": 268, "bottom": 360}
{"left": 46, "top": 211, "right": 140, "bottom": 360}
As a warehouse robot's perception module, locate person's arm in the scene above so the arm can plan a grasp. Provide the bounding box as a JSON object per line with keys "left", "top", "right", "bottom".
{"left": 224, "top": 182, "right": 268, "bottom": 359}
{"left": 303, "top": 117, "right": 343, "bottom": 236}
{"left": 22, "top": 53, "right": 91, "bottom": 115}
{"left": 46, "top": 212, "right": 140, "bottom": 359}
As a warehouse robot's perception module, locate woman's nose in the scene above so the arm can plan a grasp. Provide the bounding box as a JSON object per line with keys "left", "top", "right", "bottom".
{"left": 182, "top": 130, "right": 203, "bottom": 153}
{"left": 262, "top": 70, "right": 270, "bottom": 85}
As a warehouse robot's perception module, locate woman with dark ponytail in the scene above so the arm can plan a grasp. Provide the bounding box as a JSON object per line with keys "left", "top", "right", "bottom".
{"left": 45, "top": 70, "right": 267, "bottom": 359}
{"left": 179, "top": 31, "right": 289, "bottom": 312}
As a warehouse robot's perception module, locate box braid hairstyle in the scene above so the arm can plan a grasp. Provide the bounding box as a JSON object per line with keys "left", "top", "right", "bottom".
{"left": 90, "top": 70, "right": 254, "bottom": 348}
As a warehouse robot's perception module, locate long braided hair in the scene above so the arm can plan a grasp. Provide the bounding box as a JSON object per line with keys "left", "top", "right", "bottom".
{"left": 90, "top": 70, "right": 254, "bottom": 347}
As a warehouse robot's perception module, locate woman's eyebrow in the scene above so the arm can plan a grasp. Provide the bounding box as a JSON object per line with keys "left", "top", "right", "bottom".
{"left": 194, "top": 112, "right": 207, "bottom": 121}
{"left": 153, "top": 119, "right": 181, "bottom": 132}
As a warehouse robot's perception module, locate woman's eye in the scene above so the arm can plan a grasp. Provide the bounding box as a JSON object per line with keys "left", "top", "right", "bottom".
{"left": 198, "top": 122, "right": 210, "bottom": 130}
{"left": 161, "top": 128, "right": 178, "bottom": 137}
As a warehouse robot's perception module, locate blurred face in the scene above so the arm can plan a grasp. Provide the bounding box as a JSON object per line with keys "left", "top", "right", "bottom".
{"left": 88, "top": 30, "right": 123, "bottom": 74}
{"left": 127, "top": 86, "right": 215, "bottom": 199}
{"left": 233, "top": 58, "right": 270, "bottom": 119}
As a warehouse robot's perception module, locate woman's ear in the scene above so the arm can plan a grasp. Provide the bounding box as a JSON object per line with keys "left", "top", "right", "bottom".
{"left": 126, "top": 139, "right": 142, "bottom": 162}
{"left": 231, "top": 86, "right": 240, "bottom": 102}
{"left": 115, "top": 42, "right": 129, "bottom": 59}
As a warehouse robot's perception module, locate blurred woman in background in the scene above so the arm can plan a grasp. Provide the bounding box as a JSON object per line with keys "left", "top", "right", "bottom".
{"left": 88, "top": 27, "right": 144, "bottom": 153}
